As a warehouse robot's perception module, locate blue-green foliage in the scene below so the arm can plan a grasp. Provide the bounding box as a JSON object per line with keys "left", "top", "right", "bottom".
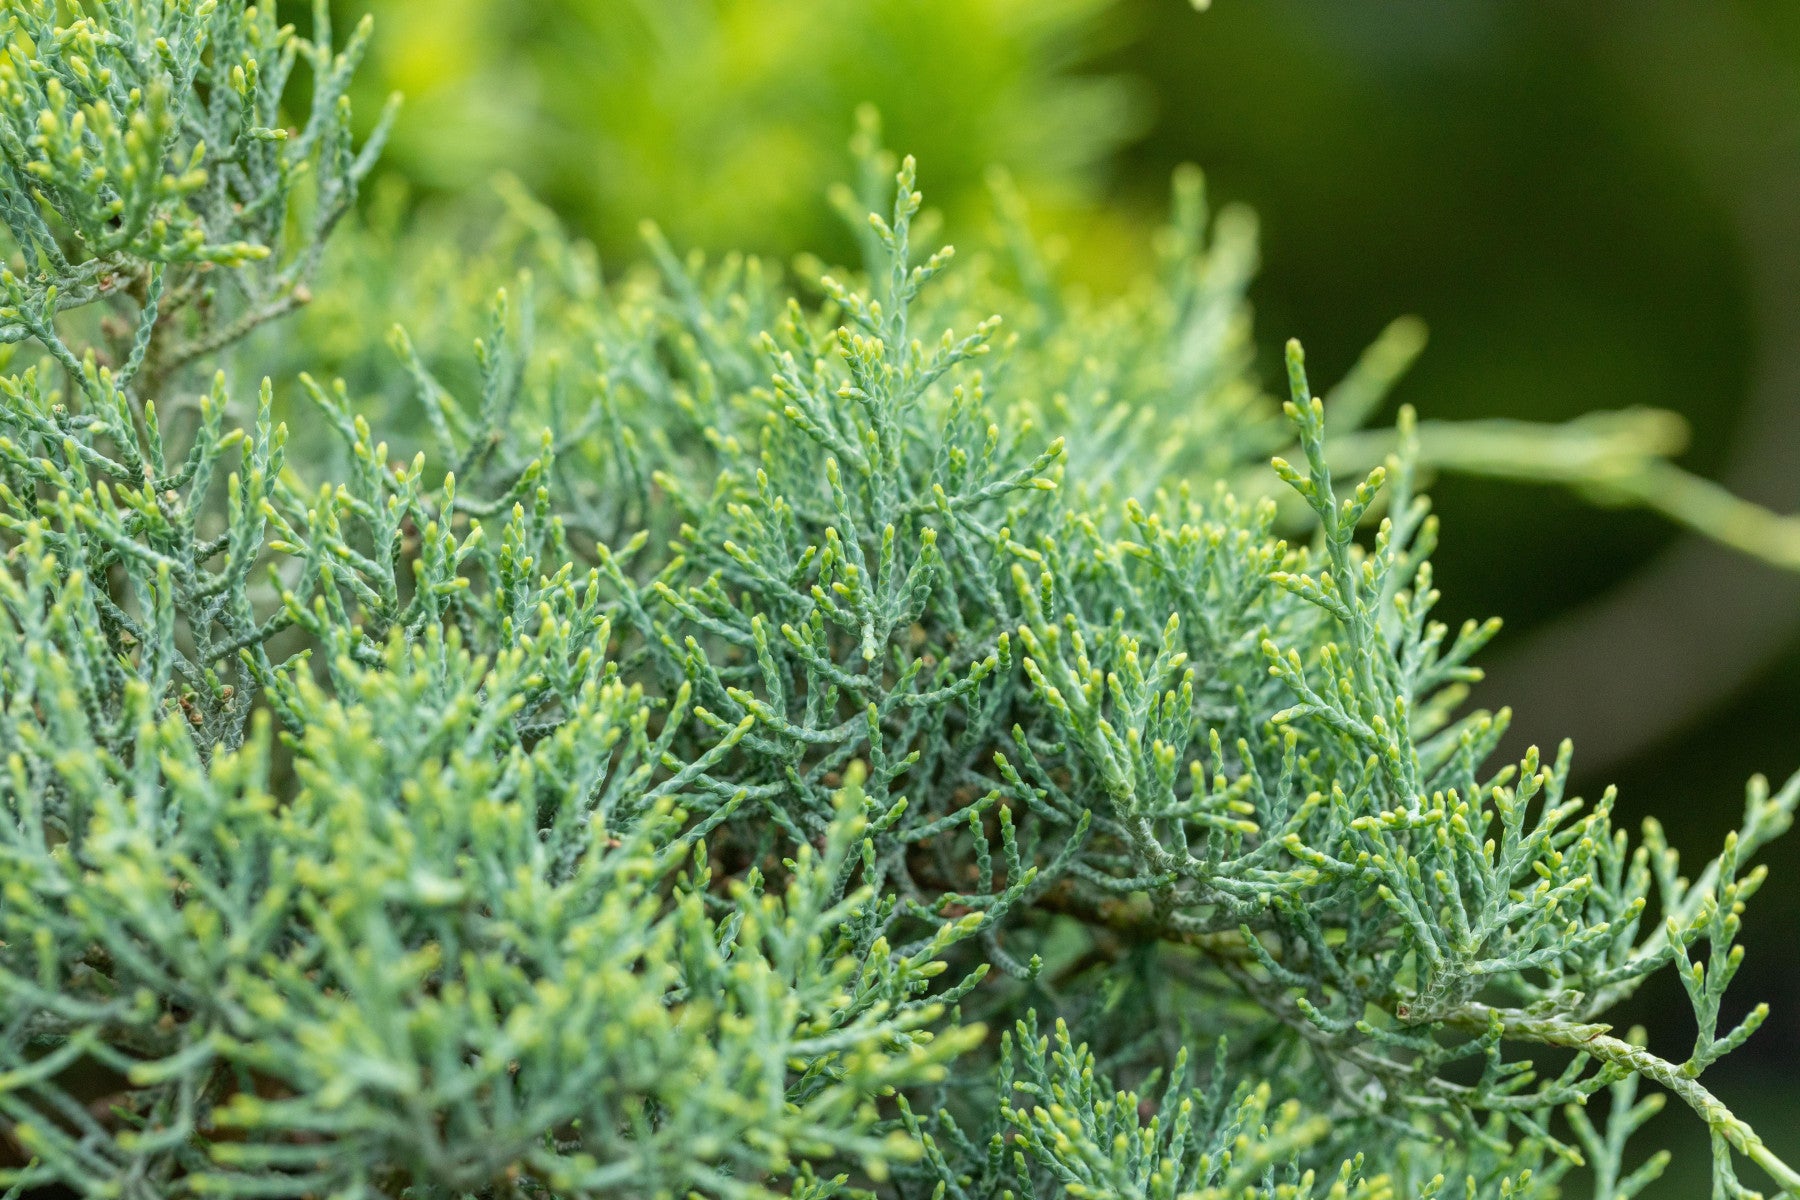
{"left": 2, "top": 4, "right": 1798, "bottom": 1199}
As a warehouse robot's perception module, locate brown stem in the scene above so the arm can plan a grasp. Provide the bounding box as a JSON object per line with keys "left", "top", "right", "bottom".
{"left": 1445, "top": 1003, "right": 1800, "bottom": 1197}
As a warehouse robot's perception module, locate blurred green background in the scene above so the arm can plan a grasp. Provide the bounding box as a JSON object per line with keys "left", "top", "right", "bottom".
{"left": 319, "top": 0, "right": 1800, "bottom": 1188}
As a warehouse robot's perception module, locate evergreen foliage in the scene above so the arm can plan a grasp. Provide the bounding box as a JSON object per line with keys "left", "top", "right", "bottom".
{"left": 2, "top": 4, "right": 1797, "bottom": 1198}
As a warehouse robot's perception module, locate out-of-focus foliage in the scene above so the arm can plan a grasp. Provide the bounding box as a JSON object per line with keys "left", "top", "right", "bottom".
{"left": 337, "top": 0, "right": 1144, "bottom": 262}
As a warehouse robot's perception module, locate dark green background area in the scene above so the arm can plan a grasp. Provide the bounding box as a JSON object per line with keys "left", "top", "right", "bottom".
{"left": 1108, "top": 0, "right": 1749, "bottom": 633}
